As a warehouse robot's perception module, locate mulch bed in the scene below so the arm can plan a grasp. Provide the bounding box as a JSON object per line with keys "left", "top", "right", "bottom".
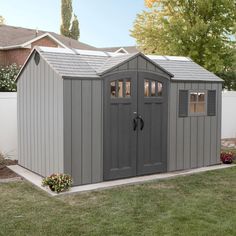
{"left": 0, "top": 159, "right": 19, "bottom": 179}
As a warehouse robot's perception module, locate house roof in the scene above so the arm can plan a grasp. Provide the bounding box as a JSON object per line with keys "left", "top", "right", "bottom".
{"left": 17, "top": 46, "right": 223, "bottom": 82}
{"left": 0, "top": 25, "right": 96, "bottom": 50}
{"left": 99, "top": 46, "right": 140, "bottom": 54}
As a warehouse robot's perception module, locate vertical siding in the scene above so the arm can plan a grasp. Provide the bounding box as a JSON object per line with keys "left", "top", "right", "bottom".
{"left": 176, "top": 83, "right": 184, "bottom": 170}
{"left": 168, "top": 81, "right": 222, "bottom": 171}
{"left": 116, "top": 56, "right": 170, "bottom": 78}
{"left": 204, "top": 83, "right": 212, "bottom": 166}
{"left": 17, "top": 54, "right": 64, "bottom": 177}
{"left": 64, "top": 79, "right": 103, "bottom": 186}
{"left": 168, "top": 83, "right": 177, "bottom": 171}
{"left": 63, "top": 80, "right": 72, "bottom": 175}
{"left": 216, "top": 83, "right": 222, "bottom": 163}
{"left": 183, "top": 83, "right": 191, "bottom": 169}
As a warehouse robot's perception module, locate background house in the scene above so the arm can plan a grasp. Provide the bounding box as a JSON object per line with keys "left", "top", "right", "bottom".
{"left": 99, "top": 46, "right": 139, "bottom": 54}
{"left": 0, "top": 25, "right": 97, "bottom": 66}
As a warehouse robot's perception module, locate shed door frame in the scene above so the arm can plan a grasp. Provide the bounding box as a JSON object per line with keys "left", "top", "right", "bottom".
{"left": 103, "top": 70, "right": 169, "bottom": 181}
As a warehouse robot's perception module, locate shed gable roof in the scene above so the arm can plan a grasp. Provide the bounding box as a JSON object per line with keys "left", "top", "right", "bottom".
{"left": 16, "top": 46, "right": 223, "bottom": 82}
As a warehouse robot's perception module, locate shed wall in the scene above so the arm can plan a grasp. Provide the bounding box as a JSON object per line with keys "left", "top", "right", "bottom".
{"left": 63, "top": 79, "right": 103, "bottom": 185}
{"left": 168, "top": 81, "right": 222, "bottom": 171}
{"left": 17, "top": 55, "right": 64, "bottom": 176}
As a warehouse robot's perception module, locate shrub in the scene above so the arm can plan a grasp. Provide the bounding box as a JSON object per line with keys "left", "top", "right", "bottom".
{"left": 0, "top": 64, "right": 20, "bottom": 92}
{"left": 0, "top": 152, "right": 17, "bottom": 166}
{"left": 42, "top": 173, "right": 73, "bottom": 193}
{"left": 220, "top": 152, "right": 233, "bottom": 164}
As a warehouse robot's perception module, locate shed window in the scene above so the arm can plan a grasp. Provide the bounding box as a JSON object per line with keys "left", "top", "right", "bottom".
{"left": 111, "top": 79, "right": 131, "bottom": 98}
{"left": 110, "top": 81, "right": 116, "bottom": 98}
{"left": 118, "top": 80, "right": 123, "bottom": 98}
{"left": 125, "top": 80, "right": 131, "bottom": 97}
{"left": 144, "top": 80, "right": 163, "bottom": 97}
{"left": 189, "top": 91, "right": 206, "bottom": 114}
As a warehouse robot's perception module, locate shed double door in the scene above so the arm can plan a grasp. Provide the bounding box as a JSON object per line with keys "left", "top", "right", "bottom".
{"left": 104, "top": 71, "right": 167, "bottom": 180}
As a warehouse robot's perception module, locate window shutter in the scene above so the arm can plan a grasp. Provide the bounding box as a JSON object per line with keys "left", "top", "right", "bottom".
{"left": 207, "top": 90, "right": 216, "bottom": 116}
{"left": 179, "top": 90, "right": 188, "bottom": 117}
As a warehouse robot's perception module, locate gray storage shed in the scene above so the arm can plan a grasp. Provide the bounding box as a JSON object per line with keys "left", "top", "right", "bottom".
{"left": 16, "top": 46, "right": 223, "bottom": 186}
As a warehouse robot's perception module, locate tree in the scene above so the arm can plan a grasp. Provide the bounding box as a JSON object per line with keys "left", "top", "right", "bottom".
{"left": 70, "top": 14, "right": 80, "bottom": 40}
{"left": 131, "top": 0, "right": 236, "bottom": 73}
{"left": 0, "top": 16, "right": 5, "bottom": 25}
{"left": 60, "top": 0, "right": 80, "bottom": 40}
{"left": 60, "top": 0, "right": 73, "bottom": 37}
{"left": 217, "top": 71, "right": 236, "bottom": 91}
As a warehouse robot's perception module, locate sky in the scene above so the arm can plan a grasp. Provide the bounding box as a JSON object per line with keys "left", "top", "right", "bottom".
{"left": 0, "top": 0, "right": 146, "bottom": 48}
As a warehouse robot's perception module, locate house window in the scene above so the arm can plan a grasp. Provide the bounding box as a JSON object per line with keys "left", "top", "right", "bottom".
{"left": 189, "top": 91, "right": 206, "bottom": 114}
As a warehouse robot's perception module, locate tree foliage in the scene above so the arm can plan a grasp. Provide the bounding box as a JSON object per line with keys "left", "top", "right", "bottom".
{"left": 0, "top": 16, "right": 5, "bottom": 25}
{"left": 60, "top": 0, "right": 80, "bottom": 40}
{"left": 217, "top": 71, "right": 236, "bottom": 91}
{"left": 60, "top": 0, "right": 73, "bottom": 37}
{"left": 0, "top": 64, "right": 20, "bottom": 92}
{"left": 132, "top": 0, "right": 236, "bottom": 73}
{"left": 70, "top": 14, "right": 80, "bottom": 40}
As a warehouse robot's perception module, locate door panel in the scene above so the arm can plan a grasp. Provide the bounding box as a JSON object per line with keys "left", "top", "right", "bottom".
{"left": 103, "top": 72, "right": 137, "bottom": 180}
{"left": 137, "top": 72, "right": 167, "bottom": 175}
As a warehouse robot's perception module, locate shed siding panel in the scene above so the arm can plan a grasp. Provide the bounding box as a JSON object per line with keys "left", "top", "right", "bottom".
{"left": 176, "top": 83, "right": 184, "bottom": 170}
{"left": 41, "top": 61, "right": 46, "bottom": 176}
{"left": 183, "top": 83, "right": 191, "bottom": 169}
{"left": 210, "top": 83, "right": 218, "bottom": 165}
{"left": 82, "top": 81, "right": 92, "bottom": 184}
{"left": 168, "top": 82, "right": 177, "bottom": 171}
{"left": 128, "top": 58, "right": 138, "bottom": 70}
{"left": 44, "top": 61, "right": 50, "bottom": 176}
{"left": 216, "top": 83, "right": 222, "bottom": 164}
{"left": 17, "top": 55, "right": 64, "bottom": 177}
{"left": 204, "top": 83, "right": 212, "bottom": 166}
{"left": 34, "top": 63, "right": 38, "bottom": 173}
{"left": 63, "top": 80, "right": 72, "bottom": 175}
{"left": 17, "top": 79, "right": 21, "bottom": 165}
{"left": 91, "top": 80, "right": 103, "bottom": 183}
{"left": 118, "top": 63, "right": 128, "bottom": 71}
{"left": 71, "top": 80, "right": 82, "bottom": 185}
{"left": 190, "top": 83, "right": 198, "bottom": 168}
{"left": 168, "top": 81, "right": 221, "bottom": 171}
{"left": 138, "top": 56, "right": 147, "bottom": 70}
{"left": 69, "top": 79, "right": 103, "bottom": 185}
{"left": 197, "top": 83, "right": 205, "bottom": 167}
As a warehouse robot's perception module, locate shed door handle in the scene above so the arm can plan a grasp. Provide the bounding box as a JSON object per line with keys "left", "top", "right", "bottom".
{"left": 138, "top": 115, "right": 144, "bottom": 130}
{"left": 133, "top": 118, "right": 138, "bottom": 131}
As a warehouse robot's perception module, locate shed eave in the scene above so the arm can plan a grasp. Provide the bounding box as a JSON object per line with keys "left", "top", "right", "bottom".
{"left": 171, "top": 78, "right": 224, "bottom": 82}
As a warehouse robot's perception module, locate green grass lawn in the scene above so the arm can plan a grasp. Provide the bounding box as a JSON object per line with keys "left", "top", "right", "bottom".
{"left": 1, "top": 167, "right": 236, "bottom": 236}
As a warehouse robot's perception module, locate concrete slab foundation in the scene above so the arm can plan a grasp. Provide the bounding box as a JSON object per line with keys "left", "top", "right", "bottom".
{"left": 8, "top": 164, "right": 235, "bottom": 196}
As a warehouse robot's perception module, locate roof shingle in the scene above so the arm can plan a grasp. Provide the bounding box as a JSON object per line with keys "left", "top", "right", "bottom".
{"left": 22, "top": 47, "right": 222, "bottom": 82}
